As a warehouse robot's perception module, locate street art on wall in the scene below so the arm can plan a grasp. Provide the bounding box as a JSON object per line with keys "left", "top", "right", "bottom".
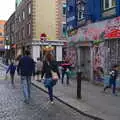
{"left": 65, "top": 47, "right": 77, "bottom": 68}
{"left": 104, "top": 17, "right": 120, "bottom": 39}
{"left": 68, "top": 16, "right": 120, "bottom": 83}
{"left": 93, "top": 43, "right": 105, "bottom": 82}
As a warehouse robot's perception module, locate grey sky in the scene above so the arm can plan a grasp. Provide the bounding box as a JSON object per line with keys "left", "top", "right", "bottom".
{"left": 0, "top": 0, "right": 15, "bottom": 20}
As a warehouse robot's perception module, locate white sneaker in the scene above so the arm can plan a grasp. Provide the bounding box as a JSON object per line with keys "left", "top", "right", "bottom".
{"left": 51, "top": 101, "right": 54, "bottom": 104}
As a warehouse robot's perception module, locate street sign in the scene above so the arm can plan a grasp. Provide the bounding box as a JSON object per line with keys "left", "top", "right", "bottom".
{"left": 40, "top": 33, "right": 47, "bottom": 41}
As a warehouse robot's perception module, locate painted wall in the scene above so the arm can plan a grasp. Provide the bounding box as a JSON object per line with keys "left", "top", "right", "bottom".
{"left": 68, "top": 17, "right": 120, "bottom": 84}
{"left": 32, "top": 0, "right": 57, "bottom": 40}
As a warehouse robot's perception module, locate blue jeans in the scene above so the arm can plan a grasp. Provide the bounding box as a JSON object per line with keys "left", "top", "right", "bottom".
{"left": 10, "top": 73, "right": 15, "bottom": 85}
{"left": 109, "top": 78, "right": 116, "bottom": 94}
{"left": 62, "top": 70, "right": 69, "bottom": 84}
{"left": 48, "top": 86, "right": 53, "bottom": 101}
{"left": 104, "top": 78, "right": 116, "bottom": 94}
{"left": 21, "top": 76, "right": 31, "bottom": 101}
{"left": 44, "top": 78, "right": 57, "bottom": 101}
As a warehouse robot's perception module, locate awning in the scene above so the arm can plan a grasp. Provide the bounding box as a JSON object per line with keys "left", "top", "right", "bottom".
{"left": 104, "top": 29, "right": 120, "bottom": 39}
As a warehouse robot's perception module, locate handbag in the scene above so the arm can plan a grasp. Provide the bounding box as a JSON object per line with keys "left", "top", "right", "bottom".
{"left": 44, "top": 78, "right": 57, "bottom": 88}
{"left": 51, "top": 70, "right": 59, "bottom": 80}
{"left": 44, "top": 78, "right": 52, "bottom": 88}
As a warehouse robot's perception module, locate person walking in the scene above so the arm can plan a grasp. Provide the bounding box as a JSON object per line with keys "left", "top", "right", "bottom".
{"left": 60, "top": 58, "right": 72, "bottom": 85}
{"left": 41, "top": 53, "right": 60, "bottom": 104}
{"left": 104, "top": 64, "right": 118, "bottom": 96}
{"left": 17, "top": 50, "right": 35, "bottom": 104}
{"left": 6, "top": 61, "right": 16, "bottom": 86}
{"left": 36, "top": 58, "right": 43, "bottom": 82}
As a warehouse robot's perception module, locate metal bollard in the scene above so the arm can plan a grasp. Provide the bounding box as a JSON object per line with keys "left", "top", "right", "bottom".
{"left": 77, "top": 71, "right": 82, "bottom": 99}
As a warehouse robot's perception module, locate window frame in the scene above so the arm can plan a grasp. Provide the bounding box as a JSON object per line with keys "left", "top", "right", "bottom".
{"left": 77, "top": 2, "right": 85, "bottom": 21}
{"left": 22, "top": 11, "right": 25, "bottom": 20}
{"left": 103, "top": 0, "right": 116, "bottom": 10}
{"left": 62, "top": 23, "right": 66, "bottom": 37}
{"left": 62, "top": 3, "right": 66, "bottom": 16}
{"left": 28, "top": 3, "right": 31, "bottom": 15}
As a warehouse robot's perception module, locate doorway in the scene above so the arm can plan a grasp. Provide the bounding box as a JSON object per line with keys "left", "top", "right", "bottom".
{"left": 79, "top": 47, "right": 91, "bottom": 81}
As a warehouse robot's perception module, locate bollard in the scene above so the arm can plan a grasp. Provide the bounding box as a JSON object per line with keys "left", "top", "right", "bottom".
{"left": 77, "top": 71, "right": 82, "bottom": 99}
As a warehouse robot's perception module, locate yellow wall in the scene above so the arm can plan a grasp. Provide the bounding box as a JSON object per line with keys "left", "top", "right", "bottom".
{"left": 33, "top": 0, "right": 57, "bottom": 40}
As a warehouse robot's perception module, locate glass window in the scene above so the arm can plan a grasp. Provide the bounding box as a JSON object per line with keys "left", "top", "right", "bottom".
{"left": 104, "top": 0, "right": 109, "bottom": 9}
{"left": 62, "top": 23, "right": 66, "bottom": 37}
{"left": 103, "top": 0, "right": 116, "bottom": 10}
{"left": 28, "top": 3, "right": 31, "bottom": 15}
{"left": 63, "top": 3, "right": 66, "bottom": 16}
{"left": 27, "top": 23, "right": 31, "bottom": 35}
{"left": 23, "top": 11, "right": 25, "bottom": 20}
{"left": 19, "top": 16, "right": 21, "bottom": 22}
{"left": 0, "top": 32, "right": 2, "bottom": 36}
{"left": 77, "top": 5, "right": 85, "bottom": 20}
{"left": 112, "top": 0, "right": 116, "bottom": 7}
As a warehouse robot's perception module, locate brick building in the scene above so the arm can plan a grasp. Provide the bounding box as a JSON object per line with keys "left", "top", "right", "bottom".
{"left": 14, "top": 0, "right": 67, "bottom": 62}
{"left": 0, "top": 20, "right": 6, "bottom": 56}
{"left": 4, "top": 12, "right": 16, "bottom": 60}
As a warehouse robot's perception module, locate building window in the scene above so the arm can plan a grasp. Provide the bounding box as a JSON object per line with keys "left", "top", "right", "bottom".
{"left": 19, "top": 16, "right": 21, "bottom": 22}
{"left": 21, "top": 28, "right": 25, "bottom": 39}
{"left": 62, "top": 23, "right": 66, "bottom": 37}
{"left": 63, "top": 3, "right": 66, "bottom": 16}
{"left": 27, "top": 23, "right": 31, "bottom": 35}
{"left": 0, "top": 32, "right": 2, "bottom": 36}
{"left": 77, "top": 5, "right": 85, "bottom": 20}
{"left": 22, "top": 11, "right": 25, "bottom": 20}
{"left": 28, "top": 3, "right": 31, "bottom": 15}
{"left": 103, "top": 0, "right": 116, "bottom": 10}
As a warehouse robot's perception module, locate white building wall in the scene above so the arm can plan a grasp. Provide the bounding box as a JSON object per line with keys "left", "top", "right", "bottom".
{"left": 32, "top": 46, "right": 40, "bottom": 62}
{"left": 56, "top": 46, "right": 62, "bottom": 61}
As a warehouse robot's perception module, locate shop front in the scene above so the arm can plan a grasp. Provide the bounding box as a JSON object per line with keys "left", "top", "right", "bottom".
{"left": 31, "top": 40, "right": 65, "bottom": 62}
{"left": 68, "top": 16, "right": 120, "bottom": 85}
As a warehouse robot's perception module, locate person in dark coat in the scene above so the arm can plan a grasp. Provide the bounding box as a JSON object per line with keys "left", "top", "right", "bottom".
{"left": 41, "top": 53, "right": 60, "bottom": 104}
{"left": 6, "top": 61, "right": 16, "bottom": 85}
{"left": 17, "top": 50, "right": 35, "bottom": 104}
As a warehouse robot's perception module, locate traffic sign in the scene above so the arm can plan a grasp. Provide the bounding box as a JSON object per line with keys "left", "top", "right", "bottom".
{"left": 40, "top": 33, "right": 47, "bottom": 41}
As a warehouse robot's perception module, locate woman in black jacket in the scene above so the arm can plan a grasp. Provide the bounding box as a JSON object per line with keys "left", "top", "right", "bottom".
{"left": 41, "top": 53, "right": 60, "bottom": 104}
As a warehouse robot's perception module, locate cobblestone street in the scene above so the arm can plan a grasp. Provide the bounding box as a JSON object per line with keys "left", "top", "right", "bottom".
{"left": 0, "top": 79, "right": 93, "bottom": 120}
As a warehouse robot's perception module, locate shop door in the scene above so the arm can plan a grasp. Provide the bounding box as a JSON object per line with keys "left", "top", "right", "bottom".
{"left": 105, "top": 39, "right": 120, "bottom": 72}
{"left": 80, "top": 47, "right": 91, "bottom": 81}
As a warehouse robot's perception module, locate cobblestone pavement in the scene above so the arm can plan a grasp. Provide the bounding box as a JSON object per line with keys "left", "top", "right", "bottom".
{"left": 0, "top": 80, "right": 94, "bottom": 120}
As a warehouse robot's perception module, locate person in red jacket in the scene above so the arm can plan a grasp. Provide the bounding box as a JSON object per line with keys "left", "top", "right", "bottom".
{"left": 60, "top": 58, "right": 72, "bottom": 85}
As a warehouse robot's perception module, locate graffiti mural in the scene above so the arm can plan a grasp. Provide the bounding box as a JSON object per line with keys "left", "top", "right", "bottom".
{"left": 67, "top": 16, "right": 120, "bottom": 83}
{"left": 65, "top": 47, "right": 77, "bottom": 67}
{"left": 93, "top": 43, "right": 106, "bottom": 82}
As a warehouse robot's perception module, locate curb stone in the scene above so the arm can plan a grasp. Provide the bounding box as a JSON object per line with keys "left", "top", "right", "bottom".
{"left": 32, "top": 82, "right": 104, "bottom": 120}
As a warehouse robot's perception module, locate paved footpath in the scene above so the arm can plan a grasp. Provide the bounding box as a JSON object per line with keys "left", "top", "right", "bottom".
{"left": 0, "top": 79, "right": 93, "bottom": 120}
{"left": 32, "top": 78, "right": 120, "bottom": 120}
